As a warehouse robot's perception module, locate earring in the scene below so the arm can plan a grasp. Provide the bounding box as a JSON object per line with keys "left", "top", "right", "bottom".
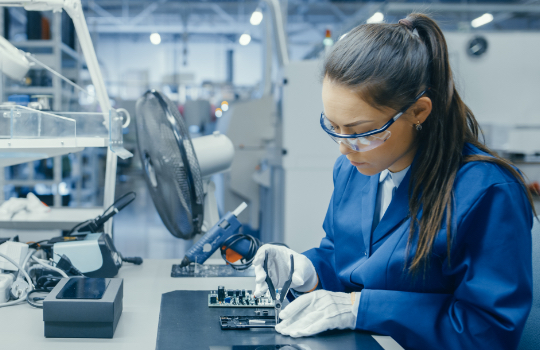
{"left": 415, "top": 121, "right": 422, "bottom": 131}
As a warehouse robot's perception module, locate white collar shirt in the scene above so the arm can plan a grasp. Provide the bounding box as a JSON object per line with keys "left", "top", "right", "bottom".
{"left": 372, "top": 165, "right": 410, "bottom": 233}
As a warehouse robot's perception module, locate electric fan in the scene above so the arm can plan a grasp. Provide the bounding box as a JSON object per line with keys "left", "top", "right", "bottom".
{"left": 134, "top": 90, "right": 233, "bottom": 239}
{"left": 136, "top": 91, "right": 286, "bottom": 277}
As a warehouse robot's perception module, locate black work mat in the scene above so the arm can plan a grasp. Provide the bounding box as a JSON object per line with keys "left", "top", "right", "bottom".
{"left": 156, "top": 290, "right": 384, "bottom": 350}
{"left": 171, "top": 264, "right": 255, "bottom": 277}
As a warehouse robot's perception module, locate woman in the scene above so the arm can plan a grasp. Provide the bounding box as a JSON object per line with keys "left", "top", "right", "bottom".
{"left": 252, "top": 13, "right": 536, "bottom": 350}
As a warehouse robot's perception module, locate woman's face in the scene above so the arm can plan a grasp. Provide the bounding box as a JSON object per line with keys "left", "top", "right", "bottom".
{"left": 322, "top": 77, "right": 431, "bottom": 175}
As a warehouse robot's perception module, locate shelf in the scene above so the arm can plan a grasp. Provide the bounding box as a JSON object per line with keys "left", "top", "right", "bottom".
{"left": 0, "top": 137, "right": 107, "bottom": 149}
{"left": 0, "top": 106, "right": 111, "bottom": 167}
{"left": 3, "top": 180, "right": 57, "bottom": 186}
{"left": 0, "top": 138, "right": 108, "bottom": 167}
{"left": 11, "top": 40, "right": 56, "bottom": 49}
{"left": 0, "top": 207, "right": 104, "bottom": 230}
{"left": 5, "top": 86, "right": 55, "bottom": 95}
{"left": 5, "top": 86, "right": 79, "bottom": 99}
{"left": 12, "top": 40, "right": 82, "bottom": 61}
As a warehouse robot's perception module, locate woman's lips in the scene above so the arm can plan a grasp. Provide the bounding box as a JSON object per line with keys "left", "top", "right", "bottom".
{"left": 350, "top": 160, "right": 368, "bottom": 167}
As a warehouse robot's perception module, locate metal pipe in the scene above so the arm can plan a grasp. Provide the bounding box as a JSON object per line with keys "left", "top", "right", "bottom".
{"left": 262, "top": 0, "right": 289, "bottom": 68}
{"left": 261, "top": 5, "right": 272, "bottom": 96}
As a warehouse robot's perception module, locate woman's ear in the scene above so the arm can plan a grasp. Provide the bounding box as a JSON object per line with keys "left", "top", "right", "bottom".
{"left": 413, "top": 96, "right": 432, "bottom": 124}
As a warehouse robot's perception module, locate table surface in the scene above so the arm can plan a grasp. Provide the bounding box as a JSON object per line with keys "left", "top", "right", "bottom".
{"left": 0, "top": 259, "right": 404, "bottom": 350}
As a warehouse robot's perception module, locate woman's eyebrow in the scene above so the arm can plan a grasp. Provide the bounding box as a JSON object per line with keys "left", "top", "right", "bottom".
{"left": 343, "top": 119, "right": 373, "bottom": 127}
{"left": 324, "top": 113, "right": 373, "bottom": 127}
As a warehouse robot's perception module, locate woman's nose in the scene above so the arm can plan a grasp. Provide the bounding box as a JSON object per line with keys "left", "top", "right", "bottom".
{"left": 339, "top": 142, "right": 351, "bottom": 155}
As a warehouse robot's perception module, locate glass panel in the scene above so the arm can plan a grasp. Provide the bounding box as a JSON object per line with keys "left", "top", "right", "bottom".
{"left": 54, "top": 111, "right": 108, "bottom": 138}
{"left": 0, "top": 105, "right": 76, "bottom": 139}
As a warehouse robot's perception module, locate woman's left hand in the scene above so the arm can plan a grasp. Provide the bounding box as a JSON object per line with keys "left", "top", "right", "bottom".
{"left": 275, "top": 290, "right": 358, "bottom": 337}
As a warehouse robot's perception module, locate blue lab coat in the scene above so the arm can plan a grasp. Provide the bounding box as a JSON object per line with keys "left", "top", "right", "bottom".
{"left": 302, "top": 143, "right": 533, "bottom": 350}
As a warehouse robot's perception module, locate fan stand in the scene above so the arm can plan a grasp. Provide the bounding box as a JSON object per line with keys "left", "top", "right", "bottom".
{"left": 181, "top": 178, "right": 221, "bottom": 265}
{"left": 201, "top": 179, "right": 220, "bottom": 233}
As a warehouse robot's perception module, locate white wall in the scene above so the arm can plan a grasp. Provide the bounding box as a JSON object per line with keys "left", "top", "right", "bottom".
{"left": 445, "top": 32, "right": 540, "bottom": 127}
{"left": 282, "top": 60, "right": 341, "bottom": 253}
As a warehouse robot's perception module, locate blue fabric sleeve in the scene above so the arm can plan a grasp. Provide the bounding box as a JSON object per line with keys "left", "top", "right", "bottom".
{"left": 356, "top": 182, "right": 533, "bottom": 350}
{"left": 302, "top": 156, "right": 348, "bottom": 293}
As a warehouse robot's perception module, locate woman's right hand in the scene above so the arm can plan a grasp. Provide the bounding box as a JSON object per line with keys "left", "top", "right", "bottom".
{"left": 253, "top": 244, "right": 318, "bottom": 298}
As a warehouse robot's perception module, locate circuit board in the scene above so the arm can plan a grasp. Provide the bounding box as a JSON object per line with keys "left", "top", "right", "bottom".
{"left": 171, "top": 264, "right": 255, "bottom": 278}
{"left": 208, "top": 287, "right": 276, "bottom": 308}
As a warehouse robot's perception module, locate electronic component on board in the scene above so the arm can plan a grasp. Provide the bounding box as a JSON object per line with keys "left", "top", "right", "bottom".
{"left": 210, "top": 291, "right": 218, "bottom": 304}
{"left": 208, "top": 287, "right": 276, "bottom": 308}
{"left": 218, "top": 286, "right": 225, "bottom": 302}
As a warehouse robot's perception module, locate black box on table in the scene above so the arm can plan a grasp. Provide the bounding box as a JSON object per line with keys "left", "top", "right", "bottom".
{"left": 43, "top": 277, "right": 123, "bottom": 338}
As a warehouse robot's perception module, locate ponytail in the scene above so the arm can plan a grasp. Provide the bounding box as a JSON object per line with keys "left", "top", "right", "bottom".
{"left": 400, "top": 13, "right": 536, "bottom": 275}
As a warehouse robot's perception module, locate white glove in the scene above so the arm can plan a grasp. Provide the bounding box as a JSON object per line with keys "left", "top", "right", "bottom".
{"left": 275, "top": 290, "right": 359, "bottom": 338}
{"left": 253, "top": 244, "right": 318, "bottom": 298}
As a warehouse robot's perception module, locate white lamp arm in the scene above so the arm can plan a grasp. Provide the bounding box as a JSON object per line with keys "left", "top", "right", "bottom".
{"left": 62, "top": 0, "right": 111, "bottom": 117}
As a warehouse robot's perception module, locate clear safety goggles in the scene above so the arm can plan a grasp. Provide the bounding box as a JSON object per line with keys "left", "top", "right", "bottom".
{"left": 320, "top": 90, "right": 427, "bottom": 152}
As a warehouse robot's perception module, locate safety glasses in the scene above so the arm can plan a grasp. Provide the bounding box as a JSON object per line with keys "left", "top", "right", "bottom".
{"left": 320, "top": 90, "right": 427, "bottom": 152}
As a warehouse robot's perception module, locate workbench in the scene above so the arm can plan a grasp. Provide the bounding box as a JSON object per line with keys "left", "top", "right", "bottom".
{"left": 0, "top": 259, "right": 403, "bottom": 350}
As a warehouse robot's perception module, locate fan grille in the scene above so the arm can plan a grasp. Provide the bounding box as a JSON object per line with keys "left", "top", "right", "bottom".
{"left": 135, "top": 91, "right": 204, "bottom": 239}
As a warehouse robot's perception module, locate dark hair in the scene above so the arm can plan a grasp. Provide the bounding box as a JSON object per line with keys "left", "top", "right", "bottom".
{"left": 323, "top": 13, "right": 537, "bottom": 274}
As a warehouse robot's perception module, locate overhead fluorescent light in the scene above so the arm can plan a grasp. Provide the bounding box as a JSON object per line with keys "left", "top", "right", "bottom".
{"left": 250, "top": 9, "right": 263, "bottom": 26}
{"left": 239, "top": 33, "right": 251, "bottom": 46}
{"left": 471, "top": 13, "right": 493, "bottom": 28}
{"left": 367, "top": 12, "right": 384, "bottom": 24}
{"left": 150, "top": 33, "right": 161, "bottom": 45}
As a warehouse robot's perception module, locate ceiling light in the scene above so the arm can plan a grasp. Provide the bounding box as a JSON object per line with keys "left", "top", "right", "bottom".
{"left": 250, "top": 9, "right": 263, "bottom": 26}
{"left": 239, "top": 33, "right": 251, "bottom": 46}
{"left": 366, "top": 12, "right": 384, "bottom": 24}
{"left": 150, "top": 33, "right": 161, "bottom": 45}
{"left": 471, "top": 13, "right": 493, "bottom": 28}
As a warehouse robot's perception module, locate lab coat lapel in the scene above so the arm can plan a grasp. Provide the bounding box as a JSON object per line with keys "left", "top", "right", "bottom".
{"left": 371, "top": 170, "right": 411, "bottom": 247}
{"left": 361, "top": 175, "right": 379, "bottom": 256}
